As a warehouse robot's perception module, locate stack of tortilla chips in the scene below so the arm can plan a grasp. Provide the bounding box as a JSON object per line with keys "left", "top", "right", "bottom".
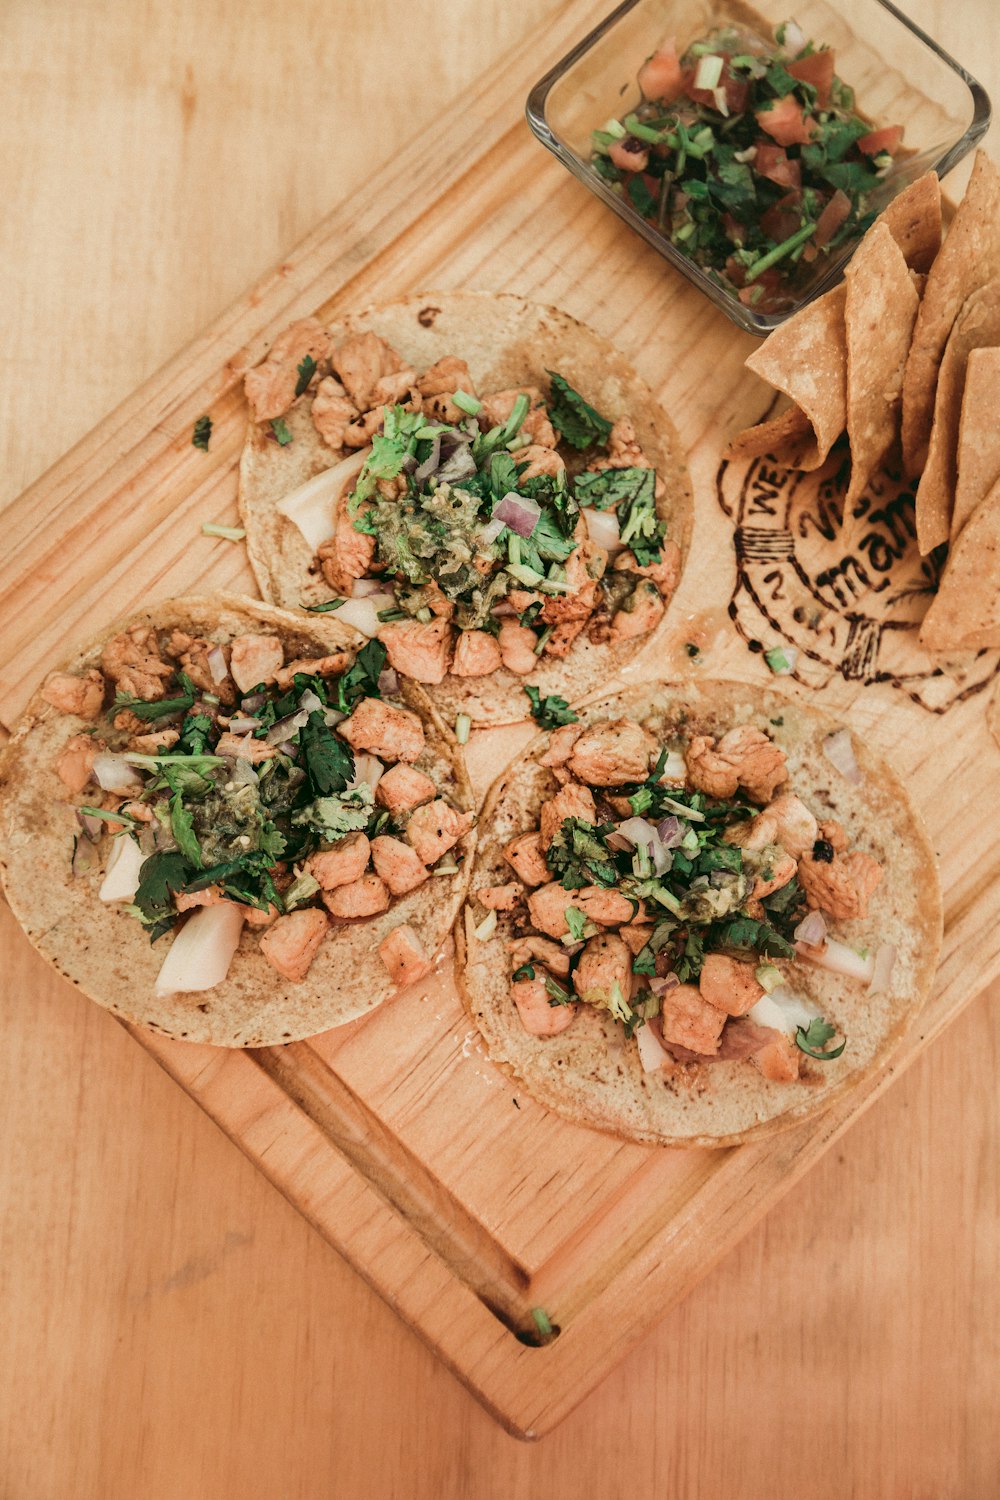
{"left": 727, "top": 150, "right": 1000, "bottom": 655}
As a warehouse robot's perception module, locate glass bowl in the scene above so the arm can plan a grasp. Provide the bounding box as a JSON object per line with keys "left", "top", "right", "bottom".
{"left": 526, "top": 0, "right": 991, "bottom": 335}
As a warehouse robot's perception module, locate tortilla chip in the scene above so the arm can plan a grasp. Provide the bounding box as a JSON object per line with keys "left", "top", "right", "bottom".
{"left": 724, "top": 404, "right": 813, "bottom": 465}
{"left": 920, "top": 477, "right": 1000, "bottom": 650}
{"left": 843, "top": 222, "right": 919, "bottom": 531}
{"left": 951, "top": 346, "right": 1000, "bottom": 542}
{"left": 901, "top": 151, "right": 1000, "bottom": 477}
{"left": 876, "top": 170, "right": 942, "bottom": 274}
{"left": 743, "top": 284, "right": 847, "bottom": 471}
{"left": 915, "top": 278, "right": 1000, "bottom": 554}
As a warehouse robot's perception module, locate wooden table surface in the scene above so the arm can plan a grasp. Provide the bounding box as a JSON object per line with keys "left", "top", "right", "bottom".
{"left": 1, "top": 1, "right": 997, "bottom": 1495}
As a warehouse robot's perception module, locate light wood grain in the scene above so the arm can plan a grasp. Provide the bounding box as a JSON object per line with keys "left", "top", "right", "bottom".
{"left": 0, "top": 0, "right": 998, "bottom": 1492}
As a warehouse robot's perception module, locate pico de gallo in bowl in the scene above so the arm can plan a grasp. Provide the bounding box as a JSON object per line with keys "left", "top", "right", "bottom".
{"left": 589, "top": 19, "right": 904, "bottom": 314}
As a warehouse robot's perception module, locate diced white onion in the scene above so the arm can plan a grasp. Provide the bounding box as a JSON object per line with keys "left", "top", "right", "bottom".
{"left": 98, "top": 835, "right": 147, "bottom": 903}
{"left": 796, "top": 936, "right": 875, "bottom": 983}
{"left": 474, "top": 909, "right": 498, "bottom": 942}
{"left": 338, "top": 593, "right": 396, "bottom": 637}
{"left": 694, "top": 53, "right": 723, "bottom": 90}
{"left": 275, "top": 447, "right": 370, "bottom": 553}
{"left": 207, "top": 645, "right": 228, "bottom": 684}
{"left": 782, "top": 19, "right": 806, "bottom": 52}
{"left": 868, "top": 942, "right": 897, "bottom": 995}
{"left": 478, "top": 516, "right": 507, "bottom": 547}
{"left": 658, "top": 750, "right": 688, "bottom": 783}
{"left": 748, "top": 986, "right": 821, "bottom": 1037}
{"left": 637, "top": 1020, "right": 673, "bottom": 1073}
{"left": 351, "top": 577, "right": 385, "bottom": 599}
{"left": 154, "top": 903, "right": 246, "bottom": 997}
{"left": 349, "top": 753, "right": 384, "bottom": 792}
{"left": 581, "top": 507, "right": 622, "bottom": 552}
{"left": 794, "top": 909, "right": 828, "bottom": 946}
{"left": 712, "top": 86, "right": 730, "bottom": 115}
{"left": 93, "top": 752, "right": 143, "bottom": 794}
{"left": 823, "top": 728, "right": 862, "bottom": 785}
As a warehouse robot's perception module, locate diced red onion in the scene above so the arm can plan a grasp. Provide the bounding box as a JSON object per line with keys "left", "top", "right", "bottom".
{"left": 377, "top": 667, "right": 400, "bottom": 697}
{"left": 76, "top": 808, "right": 104, "bottom": 842}
{"left": 490, "top": 599, "right": 516, "bottom": 618}
{"left": 868, "top": 942, "right": 897, "bottom": 995}
{"left": 207, "top": 645, "right": 228, "bottom": 684}
{"left": 796, "top": 936, "right": 874, "bottom": 983}
{"left": 265, "top": 706, "right": 311, "bottom": 745}
{"left": 414, "top": 436, "right": 442, "bottom": 480}
{"left": 351, "top": 577, "right": 386, "bottom": 599}
{"left": 233, "top": 759, "right": 259, "bottom": 787}
{"left": 437, "top": 442, "right": 477, "bottom": 484}
{"left": 72, "top": 837, "right": 98, "bottom": 877}
{"left": 581, "top": 507, "right": 621, "bottom": 552}
{"left": 604, "top": 831, "right": 632, "bottom": 853}
{"left": 562, "top": 939, "right": 586, "bottom": 958}
{"left": 617, "top": 816, "right": 673, "bottom": 874}
{"left": 241, "top": 692, "right": 265, "bottom": 713}
{"left": 479, "top": 515, "right": 507, "bottom": 547}
{"left": 227, "top": 715, "right": 259, "bottom": 735}
{"left": 823, "top": 728, "right": 861, "bottom": 785}
{"left": 494, "top": 491, "right": 541, "bottom": 539}
{"left": 323, "top": 708, "right": 347, "bottom": 728}
{"left": 93, "top": 752, "right": 143, "bottom": 793}
{"left": 648, "top": 973, "right": 680, "bottom": 994}
{"left": 794, "top": 909, "right": 828, "bottom": 946}
{"left": 656, "top": 815, "right": 683, "bottom": 848}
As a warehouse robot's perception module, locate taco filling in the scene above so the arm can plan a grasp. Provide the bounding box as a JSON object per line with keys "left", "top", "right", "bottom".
{"left": 44, "top": 623, "right": 474, "bottom": 997}
{"left": 468, "top": 713, "right": 889, "bottom": 1082}
{"left": 244, "top": 322, "right": 681, "bottom": 683}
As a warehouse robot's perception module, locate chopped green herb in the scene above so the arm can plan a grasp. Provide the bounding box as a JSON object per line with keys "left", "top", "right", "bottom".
{"left": 545, "top": 371, "right": 613, "bottom": 451}
{"left": 305, "top": 597, "right": 346, "bottom": 613}
{"left": 524, "top": 687, "right": 579, "bottom": 730}
{"left": 512, "top": 962, "right": 536, "bottom": 981}
{"left": 201, "top": 522, "right": 246, "bottom": 542}
{"left": 531, "top": 1307, "right": 554, "bottom": 1338}
{"left": 795, "top": 1016, "right": 847, "bottom": 1060}
{"left": 294, "top": 355, "right": 317, "bottom": 398}
{"left": 271, "top": 418, "right": 293, "bottom": 446}
{"left": 564, "top": 906, "right": 587, "bottom": 942}
{"left": 192, "top": 415, "right": 212, "bottom": 452}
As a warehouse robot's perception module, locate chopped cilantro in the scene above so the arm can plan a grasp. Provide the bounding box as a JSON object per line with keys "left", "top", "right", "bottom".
{"left": 299, "top": 711, "right": 354, "bottom": 796}
{"left": 305, "top": 598, "right": 346, "bottom": 613}
{"left": 795, "top": 1016, "right": 846, "bottom": 1060}
{"left": 545, "top": 371, "right": 613, "bottom": 451}
{"left": 524, "top": 687, "right": 579, "bottom": 730}
{"left": 294, "top": 355, "right": 317, "bottom": 398}
{"left": 131, "top": 851, "right": 193, "bottom": 939}
{"left": 544, "top": 973, "right": 573, "bottom": 1006}
{"left": 336, "top": 639, "right": 388, "bottom": 714}
{"left": 192, "top": 415, "right": 212, "bottom": 452}
{"left": 170, "top": 792, "right": 203, "bottom": 868}
{"left": 271, "top": 418, "right": 293, "bottom": 446}
{"left": 574, "top": 466, "right": 656, "bottom": 512}
{"left": 564, "top": 906, "right": 587, "bottom": 942}
{"left": 512, "top": 962, "right": 536, "bottom": 981}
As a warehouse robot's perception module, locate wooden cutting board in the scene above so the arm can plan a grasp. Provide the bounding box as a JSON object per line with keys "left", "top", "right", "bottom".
{"left": 1, "top": 0, "right": 998, "bottom": 1440}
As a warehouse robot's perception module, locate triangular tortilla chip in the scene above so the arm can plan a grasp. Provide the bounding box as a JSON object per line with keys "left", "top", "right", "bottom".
{"left": 743, "top": 285, "right": 847, "bottom": 471}
{"left": 843, "top": 222, "right": 919, "bottom": 533}
{"left": 724, "top": 405, "right": 813, "bottom": 465}
{"left": 920, "top": 476, "right": 1000, "bottom": 650}
{"left": 915, "top": 278, "right": 1000, "bottom": 554}
{"left": 876, "top": 170, "right": 942, "bottom": 274}
{"left": 951, "top": 346, "right": 1000, "bottom": 542}
{"left": 901, "top": 151, "right": 1000, "bottom": 477}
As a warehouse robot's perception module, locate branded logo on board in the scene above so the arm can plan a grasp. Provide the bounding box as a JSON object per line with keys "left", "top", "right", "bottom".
{"left": 717, "top": 451, "right": 1000, "bottom": 713}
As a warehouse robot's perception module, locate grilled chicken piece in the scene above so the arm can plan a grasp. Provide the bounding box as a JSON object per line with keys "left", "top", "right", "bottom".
{"left": 338, "top": 698, "right": 425, "bottom": 762}
{"left": 259, "top": 907, "right": 329, "bottom": 982}
{"left": 41, "top": 669, "right": 106, "bottom": 719}
{"left": 245, "top": 318, "right": 331, "bottom": 423}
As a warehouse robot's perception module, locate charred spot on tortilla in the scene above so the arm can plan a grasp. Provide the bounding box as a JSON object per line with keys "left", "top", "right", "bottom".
{"left": 236, "top": 292, "right": 693, "bottom": 726}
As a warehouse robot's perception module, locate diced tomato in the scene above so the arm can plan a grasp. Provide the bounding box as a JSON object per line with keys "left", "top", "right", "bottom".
{"left": 813, "top": 188, "right": 852, "bottom": 247}
{"left": 685, "top": 60, "right": 750, "bottom": 115}
{"left": 786, "top": 49, "right": 835, "bottom": 108}
{"left": 721, "top": 212, "right": 745, "bottom": 246}
{"left": 724, "top": 254, "right": 747, "bottom": 287}
{"left": 738, "top": 267, "right": 784, "bottom": 305}
{"left": 609, "top": 138, "right": 649, "bottom": 172}
{"left": 755, "top": 143, "right": 801, "bottom": 189}
{"left": 756, "top": 95, "right": 814, "bottom": 146}
{"left": 760, "top": 192, "right": 803, "bottom": 245}
{"left": 857, "top": 124, "right": 904, "bottom": 156}
{"left": 638, "top": 41, "right": 684, "bottom": 102}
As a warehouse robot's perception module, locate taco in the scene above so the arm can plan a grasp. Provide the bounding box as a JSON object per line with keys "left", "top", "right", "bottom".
{"left": 237, "top": 292, "right": 693, "bottom": 726}
{"left": 0, "top": 595, "right": 475, "bottom": 1046}
{"left": 457, "top": 680, "right": 940, "bottom": 1146}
